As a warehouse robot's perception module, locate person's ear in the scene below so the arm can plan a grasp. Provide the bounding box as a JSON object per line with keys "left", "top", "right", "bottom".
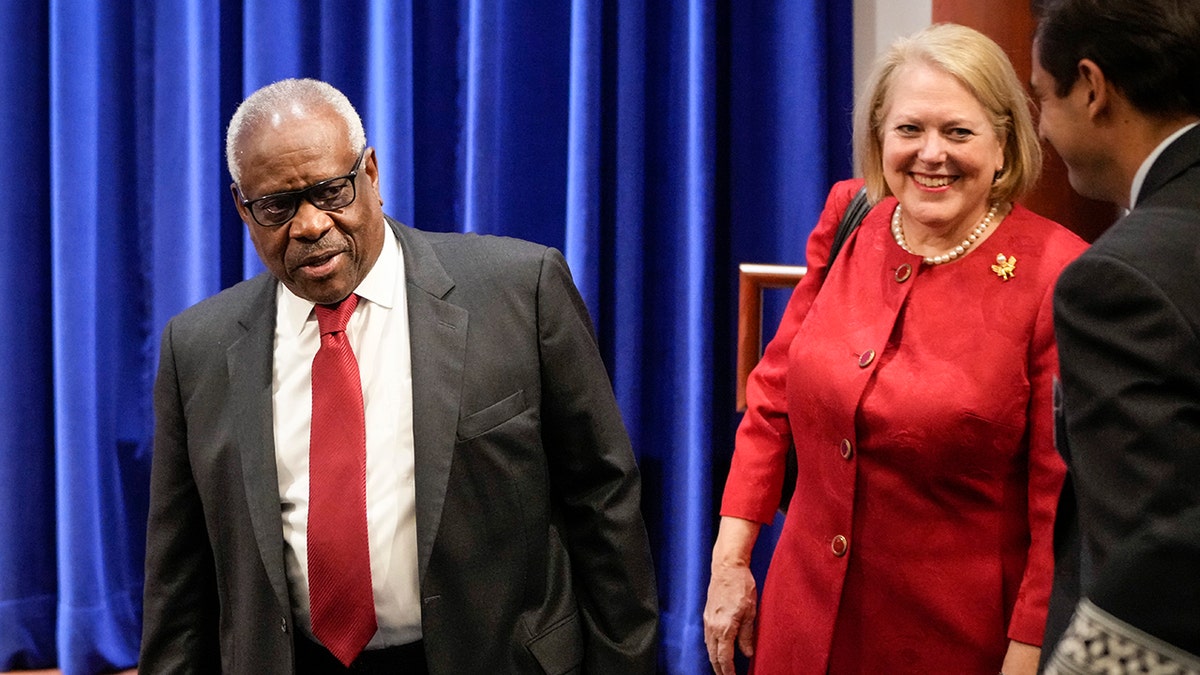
{"left": 1076, "top": 58, "right": 1110, "bottom": 119}
{"left": 363, "top": 148, "right": 383, "bottom": 207}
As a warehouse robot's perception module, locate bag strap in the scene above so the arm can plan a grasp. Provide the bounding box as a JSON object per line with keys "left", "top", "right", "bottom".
{"left": 777, "top": 185, "right": 870, "bottom": 516}
{"left": 826, "top": 185, "right": 870, "bottom": 267}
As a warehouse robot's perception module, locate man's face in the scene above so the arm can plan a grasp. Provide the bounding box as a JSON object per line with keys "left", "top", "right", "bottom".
{"left": 232, "top": 107, "right": 384, "bottom": 305}
{"left": 1030, "top": 43, "right": 1113, "bottom": 203}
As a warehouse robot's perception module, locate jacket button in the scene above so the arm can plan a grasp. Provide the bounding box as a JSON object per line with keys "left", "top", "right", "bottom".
{"left": 858, "top": 349, "right": 875, "bottom": 368}
{"left": 840, "top": 438, "right": 854, "bottom": 460}
{"left": 894, "top": 263, "right": 912, "bottom": 282}
{"left": 831, "top": 535, "right": 849, "bottom": 557}
{"left": 280, "top": 617, "right": 288, "bottom": 633}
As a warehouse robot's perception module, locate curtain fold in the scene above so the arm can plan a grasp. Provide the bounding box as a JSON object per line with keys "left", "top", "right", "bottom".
{"left": 0, "top": 2, "right": 851, "bottom": 672}
{"left": 0, "top": 1, "right": 56, "bottom": 668}
{"left": 47, "top": 2, "right": 148, "bottom": 672}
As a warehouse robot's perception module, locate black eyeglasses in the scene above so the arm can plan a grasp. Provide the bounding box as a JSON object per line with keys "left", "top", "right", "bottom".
{"left": 237, "top": 146, "right": 367, "bottom": 227}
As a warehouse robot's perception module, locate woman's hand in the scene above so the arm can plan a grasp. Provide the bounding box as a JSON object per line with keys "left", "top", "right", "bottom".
{"left": 703, "top": 517, "right": 762, "bottom": 675}
{"left": 1000, "top": 639, "right": 1041, "bottom": 675}
{"left": 704, "top": 560, "right": 757, "bottom": 674}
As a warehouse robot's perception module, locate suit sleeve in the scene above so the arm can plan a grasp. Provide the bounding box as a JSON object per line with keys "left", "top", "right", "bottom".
{"left": 139, "top": 319, "right": 221, "bottom": 673}
{"left": 1053, "top": 252, "right": 1200, "bottom": 654}
{"left": 534, "top": 248, "right": 660, "bottom": 673}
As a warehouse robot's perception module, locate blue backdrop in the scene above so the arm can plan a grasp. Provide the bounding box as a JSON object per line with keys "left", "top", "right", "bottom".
{"left": 0, "top": 1, "right": 852, "bottom": 673}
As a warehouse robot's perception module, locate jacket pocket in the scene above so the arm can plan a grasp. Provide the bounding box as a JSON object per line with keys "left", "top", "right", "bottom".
{"left": 525, "top": 612, "right": 584, "bottom": 675}
{"left": 456, "top": 389, "right": 527, "bottom": 441}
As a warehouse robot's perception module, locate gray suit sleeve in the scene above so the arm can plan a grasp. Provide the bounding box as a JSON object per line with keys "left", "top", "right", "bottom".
{"left": 534, "top": 247, "right": 660, "bottom": 673}
{"left": 139, "top": 318, "right": 222, "bottom": 673}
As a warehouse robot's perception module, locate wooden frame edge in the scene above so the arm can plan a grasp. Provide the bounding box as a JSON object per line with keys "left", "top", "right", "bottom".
{"left": 736, "top": 263, "right": 806, "bottom": 411}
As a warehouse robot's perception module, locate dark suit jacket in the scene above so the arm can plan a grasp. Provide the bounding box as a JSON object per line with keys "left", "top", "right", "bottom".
{"left": 1045, "top": 124, "right": 1200, "bottom": 659}
{"left": 140, "top": 217, "right": 659, "bottom": 674}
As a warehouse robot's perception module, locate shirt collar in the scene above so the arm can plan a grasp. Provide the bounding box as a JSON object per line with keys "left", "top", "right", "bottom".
{"left": 1130, "top": 121, "right": 1199, "bottom": 209}
{"left": 277, "top": 220, "right": 399, "bottom": 336}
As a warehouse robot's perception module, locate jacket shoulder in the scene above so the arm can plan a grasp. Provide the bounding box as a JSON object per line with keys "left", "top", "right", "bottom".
{"left": 164, "top": 273, "right": 274, "bottom": 336}
{"left": 1003, "top": 204, "right": 1089, "bottom": 278}
{"left": 414, "top": 229, "right": 559, "bottom": 286}
{"left": 421, "top": 229, "right": 550, "bottom": 260}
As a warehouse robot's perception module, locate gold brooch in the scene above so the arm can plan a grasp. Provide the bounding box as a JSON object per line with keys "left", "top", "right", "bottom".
{"left": 991, "top": 254, "right": 1016, "bottom": 281}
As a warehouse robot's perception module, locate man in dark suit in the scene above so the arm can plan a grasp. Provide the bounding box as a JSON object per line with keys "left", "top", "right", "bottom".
{"left": 1030, "top": 0, "right": 1200, "bottom": 670}
{"left": 139, "top": 78, "right": 658, "bottom": 674}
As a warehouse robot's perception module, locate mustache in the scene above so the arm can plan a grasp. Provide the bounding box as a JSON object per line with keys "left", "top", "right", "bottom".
{"left": 289, "top": 242, "right": 349, "bottom": 268}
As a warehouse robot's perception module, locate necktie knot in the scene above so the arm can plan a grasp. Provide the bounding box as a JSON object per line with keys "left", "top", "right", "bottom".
{"left": 315, "top": 294, "right": 359, "bottom": 336}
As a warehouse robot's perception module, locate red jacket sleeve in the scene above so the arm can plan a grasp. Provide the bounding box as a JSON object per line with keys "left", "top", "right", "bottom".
{"left": 1007, "top": 279, "right": 1069, "bottom": 645}
{"left": 721, "top": 179, "right": 865, "bottom": 524}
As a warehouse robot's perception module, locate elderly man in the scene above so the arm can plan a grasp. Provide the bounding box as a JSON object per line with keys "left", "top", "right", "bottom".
{"left": 1031, "top": 0, "right": 1200, "bottom": 670}
{"left": 140, "top": 78, "right": 658, "bottom": 674}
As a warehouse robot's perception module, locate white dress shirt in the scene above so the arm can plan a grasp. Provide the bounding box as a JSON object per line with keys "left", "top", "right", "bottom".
{"left": 271, "top": 222, "right": 421, "bottom": 647}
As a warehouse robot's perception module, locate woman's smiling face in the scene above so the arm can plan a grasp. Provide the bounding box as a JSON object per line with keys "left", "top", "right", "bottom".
{"left": 880, "top": 61, "right": 1006, "bottom": 235}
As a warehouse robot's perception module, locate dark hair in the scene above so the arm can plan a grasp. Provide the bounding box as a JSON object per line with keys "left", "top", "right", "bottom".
{"left": 1034, "top": 0, "right": 1200, "bottom": 117}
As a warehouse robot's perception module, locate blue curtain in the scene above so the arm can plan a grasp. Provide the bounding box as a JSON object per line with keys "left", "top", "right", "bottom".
{"left": 0, "top": 1, "right": 851, "bottom": 673}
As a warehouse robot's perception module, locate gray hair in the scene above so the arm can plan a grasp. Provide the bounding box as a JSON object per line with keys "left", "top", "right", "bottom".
{"left": 225, "top": 78, "right": 366, "bottom": 185}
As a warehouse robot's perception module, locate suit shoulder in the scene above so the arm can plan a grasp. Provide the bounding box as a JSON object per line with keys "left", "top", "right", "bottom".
{"left": 826, "top": 178, "right": 866, "bottom": 211}
{"left": 1091, "top": 161, "right": 1200, "bottom": 263}
{"left": 418, "top": 229, "right": 559, "bottom": 282}
{"left": 1067, "top": 204, "right": 1200, "bottom": 314}
{"left": 166, "top": 273, "right": 273, "bottom": 333}
{"left": 422, "top": 229, "right": 550, "bottom": 259}
{"left": 1082, "top": 199, "right": 1198, "bottom": 277}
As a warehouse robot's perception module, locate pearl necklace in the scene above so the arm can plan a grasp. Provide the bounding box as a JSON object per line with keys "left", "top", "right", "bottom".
{"left": 891, "top": 202, "right": 999, "bottom": 265}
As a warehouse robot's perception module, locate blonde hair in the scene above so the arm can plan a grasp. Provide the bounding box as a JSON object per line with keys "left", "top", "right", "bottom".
{"left": 853, "top": 23, "right": 1041, "bottom": 204}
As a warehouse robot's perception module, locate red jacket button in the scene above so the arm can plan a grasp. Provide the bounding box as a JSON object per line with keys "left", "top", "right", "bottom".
{"left": 831, "top": 535, "right": 849, "bottom": 557}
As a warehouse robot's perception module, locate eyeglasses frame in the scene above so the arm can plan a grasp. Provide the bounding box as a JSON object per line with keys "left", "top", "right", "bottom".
{"left": 235, "top": 145, "right": 369, "bottom": 228}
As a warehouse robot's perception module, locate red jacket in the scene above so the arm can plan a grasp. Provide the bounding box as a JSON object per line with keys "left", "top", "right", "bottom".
{"left": 722, "top": 180, "right": 1087, "bottom": 674}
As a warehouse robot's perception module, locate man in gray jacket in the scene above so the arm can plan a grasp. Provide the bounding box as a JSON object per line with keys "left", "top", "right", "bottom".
{"left": 140, "top": 78, "right": 658, "bottom": 674}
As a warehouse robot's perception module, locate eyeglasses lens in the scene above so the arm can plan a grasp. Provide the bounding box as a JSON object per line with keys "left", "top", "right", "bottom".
{"left": 250, "top": 177, "right": 356, "bottom": 227}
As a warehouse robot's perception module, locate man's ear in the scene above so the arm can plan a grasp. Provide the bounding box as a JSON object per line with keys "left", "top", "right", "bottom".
{"left": 363, "top": 148, "right": 383, "bottom": 207}
{"left": 1076, "top": 58, "right": 1111, "bottom": 119}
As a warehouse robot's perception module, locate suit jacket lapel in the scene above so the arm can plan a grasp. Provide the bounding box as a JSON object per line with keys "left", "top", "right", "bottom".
{"left": 1140, "top": 123, "right": 1200, "bottom": 204}
{"left": 391, "top": 217, "right": 468, "bottom": 582}
{"left": 227, "top": 274, "right": 292, "bottom": 612}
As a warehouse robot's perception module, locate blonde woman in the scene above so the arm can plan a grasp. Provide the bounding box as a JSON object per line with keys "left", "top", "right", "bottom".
{"left": 705, "top": 24, "right": 1086, "bottom": 675}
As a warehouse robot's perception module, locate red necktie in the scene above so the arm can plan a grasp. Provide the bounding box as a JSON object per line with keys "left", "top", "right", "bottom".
{"left": 307, "top": 294, "right": 377, "bottom": 666}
